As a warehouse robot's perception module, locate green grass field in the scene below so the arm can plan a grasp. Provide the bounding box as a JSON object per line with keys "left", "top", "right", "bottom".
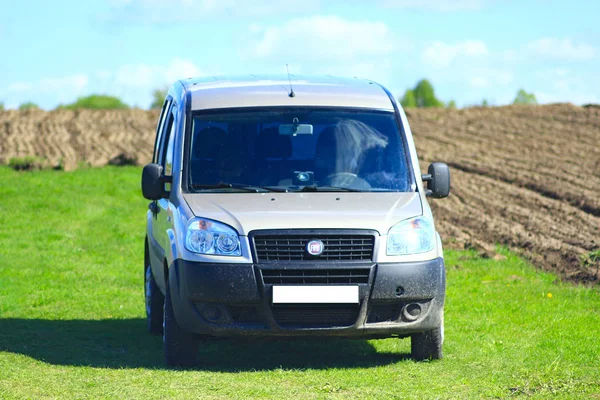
{"left": 0, "top": 166, "right": 599, "bottom": 399}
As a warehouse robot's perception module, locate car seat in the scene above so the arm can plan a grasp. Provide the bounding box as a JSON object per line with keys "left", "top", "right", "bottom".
{"left": 254, "top": 127, "right": 292, "bottom": 185}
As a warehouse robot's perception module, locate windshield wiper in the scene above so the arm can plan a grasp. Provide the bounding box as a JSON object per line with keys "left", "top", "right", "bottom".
{"left": 189, "top": 183, "right": 288, "bottom": 193}
{"left": 298, "top": 185, "right": 365, "bottom": 192}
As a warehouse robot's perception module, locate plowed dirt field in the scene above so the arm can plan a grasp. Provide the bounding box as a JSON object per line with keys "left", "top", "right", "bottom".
{"left": 0, "top": 109, "right": 158, "bottom": 169}
{"left": 1, "top": 105, "right": 598, "bottom": 283}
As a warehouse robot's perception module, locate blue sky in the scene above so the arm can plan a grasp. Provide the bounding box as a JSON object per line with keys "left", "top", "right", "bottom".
{"left": 0, "top": 0, "right": 598, "bottom": 109}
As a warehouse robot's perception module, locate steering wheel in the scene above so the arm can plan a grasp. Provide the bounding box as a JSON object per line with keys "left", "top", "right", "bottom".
{"left": 326, "top": 172, "right": 371, "bottom": 190}
{"left": 327, "top": 172, "right": 358, "bottom": 186}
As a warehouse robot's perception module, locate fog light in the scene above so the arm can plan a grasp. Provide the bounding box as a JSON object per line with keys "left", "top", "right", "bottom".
{"left": 401, "top": 303, "right": 422, "bottom": 322}
{"left": 201, "top": 304, "right": 221, "bottom": 322}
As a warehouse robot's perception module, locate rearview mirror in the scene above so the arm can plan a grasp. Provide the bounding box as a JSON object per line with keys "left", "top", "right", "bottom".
{"left": 422, "top": 162, "right": 450, "bottom": 198}
{"left": 142, "top": 163, "right": 169, "bottom": 200}
{"left": 279, "top": 123, "right": 313, "bottom": 136}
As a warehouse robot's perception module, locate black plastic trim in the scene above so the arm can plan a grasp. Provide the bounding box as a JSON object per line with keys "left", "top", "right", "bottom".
{"left": 168, "top": 257, "right": 445, "bottom": 338}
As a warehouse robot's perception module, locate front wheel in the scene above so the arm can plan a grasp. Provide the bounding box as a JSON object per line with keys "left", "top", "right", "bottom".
{"left": 145, "top": 263, "right": 164, "bottom": 334}
{"left": 163, "top": 283, "right": 198, "bottom": 367}
{"left": 411, "top": 319, "right": 444, "bottom": 361}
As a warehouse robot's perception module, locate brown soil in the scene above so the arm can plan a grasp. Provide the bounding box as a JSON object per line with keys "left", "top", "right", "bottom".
{"left": 0, "top": 109, "right": 158, "bottom": 169}
{"left": 408, "top": 104, "right": 600, "bottom": 284}
{"left": 0, "top": 104, "right": 598, "bottom": 284}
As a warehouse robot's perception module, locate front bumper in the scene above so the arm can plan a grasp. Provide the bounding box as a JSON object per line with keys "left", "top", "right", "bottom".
{"left": 168, "top": 257, "right": 445, "bottom": 339}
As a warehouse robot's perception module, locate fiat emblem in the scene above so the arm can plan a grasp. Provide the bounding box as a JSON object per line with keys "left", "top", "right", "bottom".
{"left": 307, "top": 239, "right": 324, "bottom": 256}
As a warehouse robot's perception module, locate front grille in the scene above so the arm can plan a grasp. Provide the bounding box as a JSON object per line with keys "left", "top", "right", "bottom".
{"left": 273, "top": 305, "right": 359, "bottom": 327}
{"left": 262, "top": 268, "right": 370, "bottom": 285}
{"left": 253, "top": 234, "right": 374, "bottom": 262}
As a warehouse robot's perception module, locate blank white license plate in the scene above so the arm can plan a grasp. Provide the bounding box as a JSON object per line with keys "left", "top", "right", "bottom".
{"left": 272, "top": 285, "right": 359, "bottom": 304}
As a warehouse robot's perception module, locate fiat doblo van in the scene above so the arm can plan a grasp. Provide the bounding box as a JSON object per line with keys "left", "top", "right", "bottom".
{"left": 142, "top": 76, "right": 450, "bottom": 367}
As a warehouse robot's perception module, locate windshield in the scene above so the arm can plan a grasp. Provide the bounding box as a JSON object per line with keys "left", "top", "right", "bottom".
{"left": 187, "top": 108, "right": 413, "bottom": 193}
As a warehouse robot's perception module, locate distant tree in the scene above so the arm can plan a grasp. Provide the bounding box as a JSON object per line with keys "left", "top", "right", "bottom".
{"left": 19, "top": 102, "right": 40, "bottom": 110}
{"left": 414, "top": 79, "right": 444, "bottom": 108}
{"left": 150, "top": 87, "right": 168, "bottom": 109}
{"left": 0, "top": 101, "right": 4, "bottom": 110}
{"left": 482, "top": 99, "right": 489, "bottom": 107}
{"left": 61, "top": 95, "right": 129, "bottom": 110}
{"left": 447, "top": 100, "right": 457, "bottom": 109}
{"left": 400, "top": 89, "right": 417, "bottom": 108}
{"left": 513, "top": 89, "right": 537, "bottom": 105}
{"left": 400, "top": 79, "right": 444, "bottom": 108}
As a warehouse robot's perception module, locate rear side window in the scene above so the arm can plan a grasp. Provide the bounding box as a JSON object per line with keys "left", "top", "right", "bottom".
{"left": 164, "top": 109, "right": 176, "bottom": 176}
{"left": 153, "top": 98, "right": 172, "bottom": 163}
{"left": 154, "top": 106, "right": 176, "bottom": 192}
{"left": 156, "top": 104, "right": 175, "bottom": 168}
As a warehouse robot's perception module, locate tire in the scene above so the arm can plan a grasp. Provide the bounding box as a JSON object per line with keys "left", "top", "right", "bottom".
{"left": 144, "top": 262, "right": 164, "bottom": 334}
{"left": 163, "top": 282, "right": 198, "bottom": 367}
{"left": 411, "top": 316, "right": 444, "bottom": 361}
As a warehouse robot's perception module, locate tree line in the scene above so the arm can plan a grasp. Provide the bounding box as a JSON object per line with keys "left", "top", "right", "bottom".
{"left": 0, "top": 95, "right": 130, "bottom": 111}
{"left": 400, "top": 79, "right": 537, "bottom": 108}
{"left": 0, "top": 82, "right": 537, "bottom": 111}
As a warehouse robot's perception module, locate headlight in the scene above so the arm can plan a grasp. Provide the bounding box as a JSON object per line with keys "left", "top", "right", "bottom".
{"left": 185, "top": 218, "right": 241, "bottom": 256}
{"left": 387, "top": 217, "right": 435, "bottom": 255}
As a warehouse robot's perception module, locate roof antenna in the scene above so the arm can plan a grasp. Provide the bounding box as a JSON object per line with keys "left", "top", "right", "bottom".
{"left": 286, "top": 64, "right": 295, "bottom": 98}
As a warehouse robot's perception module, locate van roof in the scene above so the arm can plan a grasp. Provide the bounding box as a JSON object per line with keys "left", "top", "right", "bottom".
{"left": 179, "top": 75, "right": 395, "bottom": 111}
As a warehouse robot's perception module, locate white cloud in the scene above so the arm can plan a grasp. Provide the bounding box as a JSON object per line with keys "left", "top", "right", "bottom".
{"left": 520, "top": 68, "right": 598, "bottom": 105}
{"left": 115, "top": 64, "right": 162, "bottom": 87}
{"left": 526, "top": 38, "right": 596, "bottom": 61}
{"left": 1, "top": 74, "right": 89, "bottom": 109}
{"left": 102, "top": 58, "right": 204, "bottom": 107}
{"left": 244, "top": 16, "right": 400, "bottom": 61}
{"left": 500, "top": 49, "right": 518, "bottom": 63}
{"left": 95, "top": 70, "right": 112, "bottom": 80}
{"left": 6, "top": 74, "right": 89, "bottom": 96}
{"left": 469, "top": 76, "right": 488, "bottom": 88}
{"left": 423, "top": 40, "right": 488, "bottom": 68}
{"left": 113, "top": 0, "right": 489, "bottom": 14}
{"left": 114, "top": 58, "right": 203, "bottom": 88}
{"left": 7, "top": 82, "right": 33, "bottom": 92}
{"left": 165, "top": 58, "right": 202, "bottom": 82}
{"left": 107, "top": 0, "right": 322, "bottom": 22}
{"left": 535, "top": 90, "right": 598, "bottom": 105}
{"left": 534, "top": 68, "right": 593, "bottom": 95}
{"left": 1, "top": 59, "right": 203, "bottom": 109}
{"left": 467, "top": 67, "right": 513, "bottom": 88}
{"left": 380, "top": 0, "right": 486, "bottom": 12}
{"left": 535, "top": 68, "right": 570, "bottom": 81}
{"left": 40, "top": 75, "right": 89, "bottom": 93}
{"left": 317, "top": 60, "right": 395, "bottom": 84}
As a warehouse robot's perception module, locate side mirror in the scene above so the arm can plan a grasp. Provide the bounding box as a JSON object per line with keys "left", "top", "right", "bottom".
{"left": 142, "top": 163, "right": 170, "bottom": 200}
{"left": 422, "top": 162, "right": 450, "bottom": 198}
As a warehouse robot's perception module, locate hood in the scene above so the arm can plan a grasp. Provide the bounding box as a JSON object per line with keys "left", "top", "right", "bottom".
{"left": 182, "top": 192, "right": 423, "bottom": 236}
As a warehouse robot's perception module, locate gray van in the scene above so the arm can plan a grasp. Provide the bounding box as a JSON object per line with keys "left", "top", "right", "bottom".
{"left": 142, "top": 76, "right": 450, "bottom": 367}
